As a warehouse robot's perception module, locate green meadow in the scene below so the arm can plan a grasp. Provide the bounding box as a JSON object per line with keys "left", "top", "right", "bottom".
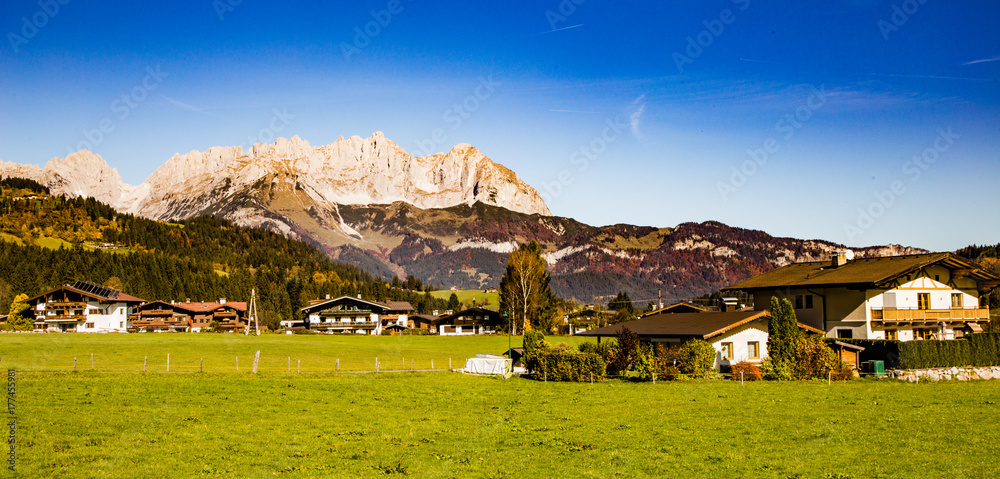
{"left": 2, "top": 335, "right": 999, "bottom": 478}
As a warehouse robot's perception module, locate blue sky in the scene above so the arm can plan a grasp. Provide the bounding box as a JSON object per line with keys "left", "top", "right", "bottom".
{"left": 1, "top": 1, "right": 997, "bottom": 251}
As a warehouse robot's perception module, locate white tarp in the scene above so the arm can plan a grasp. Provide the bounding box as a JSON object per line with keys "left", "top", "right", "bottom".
{"left": 463, "top": 355, "right": 512, "bottom": 377}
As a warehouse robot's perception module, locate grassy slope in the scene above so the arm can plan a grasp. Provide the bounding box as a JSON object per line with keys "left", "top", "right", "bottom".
{"left": 430, "top": 290, "right": 500, "bottom": 310}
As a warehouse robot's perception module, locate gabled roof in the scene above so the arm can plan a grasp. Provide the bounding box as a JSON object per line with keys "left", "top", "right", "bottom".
{"left": 28, "top": 281, "right": 144, "bottom": 304}
{"left": 723, "top": 252, "right": 1000, "bottom": 292}
{"left": 578, "top": 311, "right": 824, "bottom": 340}
{"left": 641, "top": 302, "right": 707, "bottom": 317}
{"left": 300, "top": 296, "right": 389, "bottom": 314}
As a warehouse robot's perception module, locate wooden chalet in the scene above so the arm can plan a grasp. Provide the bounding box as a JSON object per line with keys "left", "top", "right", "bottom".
{"left": 300, "top": 296, "right": 387, "bottom": 335}
{"left": 27, "top": 281, "right": 144, "bottom": 333}
{"left": 130, "top": 299, "right": 248, "bottom": 333}
{"left": 408, "top": 313, "right": 442, "bottom": 331}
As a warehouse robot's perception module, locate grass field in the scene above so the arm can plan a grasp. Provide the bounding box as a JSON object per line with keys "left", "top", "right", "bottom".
{"left": 430, "top": 290, "right": 500, "bottom": 310}
{"left": 3, "top": 335, "right": 1000, "bottom": 478}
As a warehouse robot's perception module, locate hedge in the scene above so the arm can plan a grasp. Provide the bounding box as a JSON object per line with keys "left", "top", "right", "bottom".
{"left": 525, "top": 348, "right": 606, "bottom": 382}
{"left": 831, "top": 334, "right": 1000, "bottom": 370}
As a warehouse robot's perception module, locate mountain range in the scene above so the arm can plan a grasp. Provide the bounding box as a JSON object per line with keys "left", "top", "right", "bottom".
{"left": 0, "top": 134, "right": 925, "bottom": 304}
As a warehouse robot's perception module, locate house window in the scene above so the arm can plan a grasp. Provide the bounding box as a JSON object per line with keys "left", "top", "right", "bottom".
{"left": 915, "top": 328, "right": 934, "bottom": 340}
{"left": 951, "top": 294, "right": 963, "bottom": 308}
{"left": 721, "top": 342, "right": 733, "bottom": 361}
{"left": 837, "top": 329, "right": 853, "bottom": 339}
{"left": 795, "top": 294, "right": 814, "bottom": 309}
{"left": 885, "top": 329, "right": 898, "bottom": 340}
{"left": 85, "top": 322, "right": 94, "bottom": 329}
{"left": 917, "top": 293, "right": 930, "bottom": 310}
{"left": 747, "top": 341, "right": 760, "bottom": 360}
{"left": 88, "top": 309, "right": 101, "bottom": 315}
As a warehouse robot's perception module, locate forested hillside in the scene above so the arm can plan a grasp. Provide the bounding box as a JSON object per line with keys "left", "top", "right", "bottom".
{"left": 0, "top": 178, "right": 445, "bottom": 327}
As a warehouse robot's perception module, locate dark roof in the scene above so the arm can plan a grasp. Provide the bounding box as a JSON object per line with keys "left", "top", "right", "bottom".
{"left": 641, "top": 302, "right": 707, "bottom": 317}
{"left": 409, "top": 314, "right": 441, "bottom": 322}
{"left": 300, "top": 296, "right": 389, "bottom": 313}
{"left": 438, "top": 307, "right": 502, "bottom": 324}
{"left": 381, "top": 301, "right": 414, "bottom": 312}
{"left": 578, "top": 311, "right": 824, "bottom": 339}
{"left": 723, "top": 252, "right": 1000, "bottom": 292}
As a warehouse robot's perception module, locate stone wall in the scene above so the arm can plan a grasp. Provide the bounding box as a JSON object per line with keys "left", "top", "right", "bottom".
{"left": 890, "top": 366, "right": 1000, "bottom": 382}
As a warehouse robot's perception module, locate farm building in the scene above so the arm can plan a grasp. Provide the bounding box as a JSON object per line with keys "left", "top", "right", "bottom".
{"left": 578, "top": 310, "right": 823, "bottom": 371}
{"left": 723, "top": 252, "right": 998, "bottom": 341}
{"left": 26, "top": 281, "right": 144, "bottom": 333}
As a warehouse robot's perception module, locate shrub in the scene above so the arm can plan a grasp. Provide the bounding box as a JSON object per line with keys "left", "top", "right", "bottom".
{"left": 634, "top": 343, "right": 656, "bottom": 381}
{"left": 730, "top": 361, "right": 762, "bottom": 381}
{"left": 294, "top": 329, "right": 317, "bottom": 335}
{"left": 678, "top": 339, "right": 716, "bottom": 377}
{"left": 523, "top": 330, "right": 547, "bottom": 355}
{"left": 607, "top": 327, "right": 640, "bottom": 375}
{"left": 794, "top": 335, "right": 841, "bottom": 379}
{"left": 528, "top": 347, "right": 606, "bottom": 382}
{"left": 761, "top": 356, "right": 792, "bottom": 381}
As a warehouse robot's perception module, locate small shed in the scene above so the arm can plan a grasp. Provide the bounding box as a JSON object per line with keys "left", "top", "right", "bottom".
{"left": 830, "top": 341, "right": 866, "bottom": 370}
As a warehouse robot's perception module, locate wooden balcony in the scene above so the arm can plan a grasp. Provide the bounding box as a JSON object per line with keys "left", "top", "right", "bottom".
{"left": 44, "top": 315, "right": 85, "bottom": 323}
{"left": 871, "top": 307, "right": 990, "bottom": 325}
{"left": 311, "top": 321, "right": 377, "bottom": 330}
{"left": 47, "top": 301, "right": 87, "bottom": 309}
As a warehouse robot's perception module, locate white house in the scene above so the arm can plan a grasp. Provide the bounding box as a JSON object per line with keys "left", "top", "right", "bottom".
{"left": 27, "top": 281, "right": 145, "bottom": 333}
{"left": 299, "top": 296, "right": 388, "bottom": 335}
{"left": 723, "top": 252, "right": 998, "bottom": 341}
{"left": 436, "top": 308, "right": 502, "bottom": 336}
{"left": 578, "top": 310, "right": 824, "bottom": 370}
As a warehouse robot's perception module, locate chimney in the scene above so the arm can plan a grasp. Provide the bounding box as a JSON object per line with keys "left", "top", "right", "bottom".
{"left": 721, "top": 297, "right": 739, "bottom": 312}
{"left": 832, "top": 252, "right": 848, "bottom": 268}
{"left": 219, "top": 298, "right": 226, "bottom": 305}
{"left": 326, "top": 294, "right": 330, "bottom": 300}
{"left": 357, "top": 294, "right": 362, "bottom": 299}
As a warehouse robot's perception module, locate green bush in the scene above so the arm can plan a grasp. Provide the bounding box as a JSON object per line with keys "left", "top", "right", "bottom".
{"left": 634, "top": 343, "right": 656, "bottom": 381}
{"left": 607, "top": 327, "right": 639, "bottom": 375}
{"left": 895, "top": 334, "right": 1000, "bottom": 369}
{"left": 526, "top": 344, "right": 606, "bottom": 382}
{"left": 678, "top": 339, "right": 716, "bottom": 377}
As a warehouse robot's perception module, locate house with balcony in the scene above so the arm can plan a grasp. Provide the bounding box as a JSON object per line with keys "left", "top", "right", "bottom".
{"left": 437, "top": 308, "right": 502, "bottom": 336}
{"left": 27, "top": 281, "right": 145, "bottom": 333}
{"left": 722, "top": 252, "right": 998, "bottom": 341}
{"left": 131, "top": 299, "right": 248, "bottom": 332}
{"left": 300, "top": 296, "right": 388, "bottom": 335}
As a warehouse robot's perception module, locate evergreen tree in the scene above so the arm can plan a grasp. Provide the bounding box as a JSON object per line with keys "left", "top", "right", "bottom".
{"left": 766, "top": 297, "right": 801, "bottom": 379}
{"left": 447, "top": 292, "right": 461, "bottom": 311}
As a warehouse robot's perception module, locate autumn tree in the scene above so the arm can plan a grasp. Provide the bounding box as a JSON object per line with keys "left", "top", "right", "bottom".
{"left": 499, "top": 240, "right": 555, "bottom": 335}
{"left": 7, "top": 293, "right": 32, "bottom": 331}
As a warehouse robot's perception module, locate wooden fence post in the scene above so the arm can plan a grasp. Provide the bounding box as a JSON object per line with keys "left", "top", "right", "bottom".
{"left": 167, "top": 354, "right": 170, "bottom": 372}
{"left": 236, "top": 356, "right": 239, "bottom": 372}
{"left": 431, "top": 359, "right": 434, "bottom": 370}
{"left": 402, "top": 357, "right": 405, "bottom": 370}
{"left": 297, "top": 360, "right": 300, "bottom": 374}
{"left": 376, "top": 357, "right": 379, "bottom": 372}
{"left": 74, "top": 357, "right": 77, "bottom": 371}
{"left": 200, "top": 357, "right": 204, "bottom": 373}
{"left": 91, "top": 353, "right": 94, "bottom": 369}
{"left": 287, "top": 356, "right": 290, "bottom": 372}
{"left": 336, "top": 358, "right": 339, "bottom": 371}
{"left": 143, "top": 356, "right": 146, "bottom": 373}
{"left": 252, "top": 350, "right": 260, "bottom": 374}
{"left": 449, "top": 358, "right": 452, "bottom": 370}
{"left": 411, "top": 359, "right": 413, "bottom": 371}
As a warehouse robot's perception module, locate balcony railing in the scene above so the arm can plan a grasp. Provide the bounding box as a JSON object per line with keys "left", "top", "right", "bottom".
{"left": 871, "top": 307, "right": 990, "bottom": 322}
{"left": 43, "top": 315, "right": 85, "bottom": 322}
{"left": 312, "top": 321, "right": 377, "bottom": 329}
{"left": 47, "top": 301, "right": 87, "bottom": 308}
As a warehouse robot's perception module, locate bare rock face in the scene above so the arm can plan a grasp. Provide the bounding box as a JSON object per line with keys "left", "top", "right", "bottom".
{"left": 0, "top": 132, "right": 551, "bottom": 225}
{"left": 0, "top": 151, "right": 137, "bottom": 207}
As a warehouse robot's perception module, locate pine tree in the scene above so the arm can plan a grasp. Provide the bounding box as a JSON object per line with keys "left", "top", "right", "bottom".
{"left": 766, "top": 296, "right": 801, "bottom": 379}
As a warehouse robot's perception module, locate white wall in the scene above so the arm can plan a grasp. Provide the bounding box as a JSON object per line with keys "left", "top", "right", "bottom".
{"left": 710, "top": 320, "right": 769, "bottom": 370}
